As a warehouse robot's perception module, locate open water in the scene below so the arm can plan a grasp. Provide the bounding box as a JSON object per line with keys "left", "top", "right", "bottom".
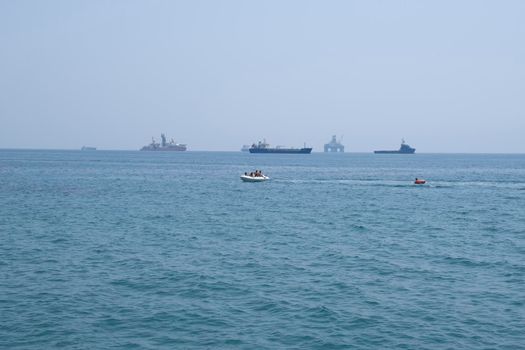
{"left": 1, "top": 150, "right": 524, "bottom": 349}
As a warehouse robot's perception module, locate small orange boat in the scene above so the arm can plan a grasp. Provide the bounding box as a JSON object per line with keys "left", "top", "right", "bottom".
{"left": 414, "top": 178, "right": 426, "bottom": 185}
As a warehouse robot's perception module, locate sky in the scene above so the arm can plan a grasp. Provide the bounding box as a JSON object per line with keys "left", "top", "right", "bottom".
{"left": 0, "top": 0, "right": 524, "bottom": 152}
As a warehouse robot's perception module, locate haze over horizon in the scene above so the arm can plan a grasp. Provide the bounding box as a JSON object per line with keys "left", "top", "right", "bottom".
{"left": 1, "top": 1, "right": 524, "bottom": 153}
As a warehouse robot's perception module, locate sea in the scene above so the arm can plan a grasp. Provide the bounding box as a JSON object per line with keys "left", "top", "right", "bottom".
{"left": 1, "top": 150, "right": 524, "bottom": 350}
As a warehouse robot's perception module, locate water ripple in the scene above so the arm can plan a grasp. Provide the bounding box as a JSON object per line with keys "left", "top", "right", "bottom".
{"left": 1, "top": 151, "right": 524, "bottom": 349}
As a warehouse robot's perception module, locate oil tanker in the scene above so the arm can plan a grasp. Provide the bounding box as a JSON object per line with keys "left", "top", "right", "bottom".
{"left": 249, "top": 140, "right": 312, "bottom": 154}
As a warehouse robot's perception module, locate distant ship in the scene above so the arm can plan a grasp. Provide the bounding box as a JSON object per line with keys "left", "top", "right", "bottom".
{"left": 241, "top": 145, "right": 251, "bottom": 152}
{"left": 374, "top": 139, "right": 415, "bottom": 154}
{"left": 141, "top": 133, "right": 187, "bottom": 151}
{"left": 81, "top": 146, "right": 96, "bottom": 151}
{"left": 249, "top": 140, "right": 312, "bottom": 154}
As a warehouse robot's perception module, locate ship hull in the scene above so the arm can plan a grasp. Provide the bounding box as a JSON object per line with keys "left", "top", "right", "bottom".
{"left": 240, "top": 175, "right": 270, "bottom": 182}
{"left": 374, "top": 150, "right": 415, "bottom": 154}
{"left": 141, "top": 146, "right": 187, "bottom": 151}
{"left": 249, "top": 148, "right": 312, "bottom": 154}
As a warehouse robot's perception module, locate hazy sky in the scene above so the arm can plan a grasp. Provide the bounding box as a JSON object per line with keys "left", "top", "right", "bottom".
{"left": 1, "top": 1, "right": 524, "bottom": 152}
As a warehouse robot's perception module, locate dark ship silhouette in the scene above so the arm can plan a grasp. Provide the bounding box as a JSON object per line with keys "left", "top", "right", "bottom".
{"left": 141, "top": 133, "right": 187, "bottom": 151}
{"left": 249, "top": 140, "right": 312, "bottom": 154}
{"left": 374, "top": 139, "right": 415, "bottom": 154}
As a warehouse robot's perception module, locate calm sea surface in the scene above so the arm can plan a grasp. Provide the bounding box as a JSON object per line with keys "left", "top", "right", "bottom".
{"left": 1, "top": 150, "right": 524, "bottom": 349}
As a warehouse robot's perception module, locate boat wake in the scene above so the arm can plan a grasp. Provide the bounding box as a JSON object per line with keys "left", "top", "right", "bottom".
{"left": 274, "top": 178, "right": 525, "bottom": 190}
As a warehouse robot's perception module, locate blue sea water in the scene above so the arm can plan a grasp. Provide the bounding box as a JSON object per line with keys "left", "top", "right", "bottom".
{"left": 1, "top": 150, "right": 524, "bottom": 349}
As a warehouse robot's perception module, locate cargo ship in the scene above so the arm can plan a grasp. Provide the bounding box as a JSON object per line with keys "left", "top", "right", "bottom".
{"left": 140, "top": 133, "right": 187, "bottom": 151}
{"left": 81, "top": 146, "right": 96, "bottom": 151}
{"left": 374, "top": 139, "right": 415, "bottom": 154}
{"left": 249, "top": 140, "right": 312, "bottom": 154}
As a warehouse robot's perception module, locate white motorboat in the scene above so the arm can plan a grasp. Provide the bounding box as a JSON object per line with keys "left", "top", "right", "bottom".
{"left": 240, "top": 174, "right": 270, "bottom": 182}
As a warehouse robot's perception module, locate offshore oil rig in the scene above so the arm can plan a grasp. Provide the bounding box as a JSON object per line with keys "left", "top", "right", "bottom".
{"left": 324, "top": 135, "right": 344, "bottom": 152}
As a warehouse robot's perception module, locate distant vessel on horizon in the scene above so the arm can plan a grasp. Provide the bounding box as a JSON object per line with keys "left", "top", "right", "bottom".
{"left": 241, "top": 145, "right": 250, "bottom": 152}
{"left": 374, "top": 139, "right": 415, "bottom": 154}
{"left": 249, "top": 140, "right": 312, "bottom": 154}
{"left": 141, "top": 133, "right": 187, "bottom": 151}
{"left": 81, "top": 146, "right": 96, "bottom": 151}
